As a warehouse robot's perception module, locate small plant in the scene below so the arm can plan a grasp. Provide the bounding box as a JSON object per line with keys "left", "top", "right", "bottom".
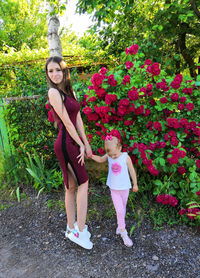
{"left": 0, "top": 151, "right": 28, "bottom": 187}
{"left": 25, "top": 149, "right": 63, "bottom": 192}
{"left": 46, "top": 199, "right": 65, "bottom": 211}
{"left": 178, "top": 190, "right": 200, "bottom": 225}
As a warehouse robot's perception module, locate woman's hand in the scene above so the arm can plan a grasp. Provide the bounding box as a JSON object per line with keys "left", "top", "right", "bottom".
{"left": 77, "top": 145, "right": 85, "bottom": 165}
{"left": 85, "top": 143, "right": 92, "bottom": 158}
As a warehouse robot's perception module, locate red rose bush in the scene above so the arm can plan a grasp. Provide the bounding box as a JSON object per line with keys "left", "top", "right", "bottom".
{"left": 80, "top": 44, "right": 200, "bottom": 223}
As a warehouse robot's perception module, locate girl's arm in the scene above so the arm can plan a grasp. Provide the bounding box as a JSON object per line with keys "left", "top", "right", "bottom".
{"left": 91, "top": 154, "right": 108, "bottom": 163}
{"left": 48, "top": 88, "right": 85, "bottom": 165}
{"left": 76, "top": 111, "right": 92, "bottom": 158}
{"left": 127, "top": 154, "right": 138, "bottom": 192}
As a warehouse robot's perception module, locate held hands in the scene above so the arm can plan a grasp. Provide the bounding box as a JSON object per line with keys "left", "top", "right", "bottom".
{"left": 132, "top": 184, "right": 138, "bottom": 192}
{"left": 85, "top": 142, "right": 92, "bottom": 158}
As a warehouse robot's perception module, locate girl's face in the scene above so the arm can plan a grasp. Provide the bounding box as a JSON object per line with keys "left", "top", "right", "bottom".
{"left": 107, "top": 145, "right": 122, "bottom": 159}
{"left": 47, "top": 61, "right": 63, "bottom": 85}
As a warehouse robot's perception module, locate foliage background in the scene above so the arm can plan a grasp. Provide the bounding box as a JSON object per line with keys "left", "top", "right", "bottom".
{"left": 0, "top": 0, "right": 200, "bottom": 226}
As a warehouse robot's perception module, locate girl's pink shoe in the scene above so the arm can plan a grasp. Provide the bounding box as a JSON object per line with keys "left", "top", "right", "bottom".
{"left": 117, "top": 229, "right": 133, "bottom": 247}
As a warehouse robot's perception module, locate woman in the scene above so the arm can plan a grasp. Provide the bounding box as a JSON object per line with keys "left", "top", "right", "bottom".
{"left": 46, "top": 56, "right": 93, "bottom": 249}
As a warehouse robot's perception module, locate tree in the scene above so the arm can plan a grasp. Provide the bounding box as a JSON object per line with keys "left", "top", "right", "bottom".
{"left": 0, "top": 0, "right": 47, "bottom": 51}
{"left": 76, "top": 0, "right": 200, "bottom": 77}
{"left": 46, "top": 2, "right": 62, "bottom": 57}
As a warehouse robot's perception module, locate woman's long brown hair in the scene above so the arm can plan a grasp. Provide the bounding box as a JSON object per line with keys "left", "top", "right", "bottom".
{"left": 45, "top": 56, "right": 75, "bottom": 127}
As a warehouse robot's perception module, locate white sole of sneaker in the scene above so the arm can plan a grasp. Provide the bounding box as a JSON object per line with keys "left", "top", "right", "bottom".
{"left": 68, "top": 233, "right": 93, "bottom": 250}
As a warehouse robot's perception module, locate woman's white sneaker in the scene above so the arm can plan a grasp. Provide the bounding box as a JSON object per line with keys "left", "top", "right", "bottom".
{"left": 65, "top": 222, "right": 91, "bottom": 239}
{"left": 68, "top": 229, "right": 93, "bottom": 250}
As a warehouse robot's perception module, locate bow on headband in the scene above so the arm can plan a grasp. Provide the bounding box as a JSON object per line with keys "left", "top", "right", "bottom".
{"left": 105, "top": 135, "right": 112, "bottom": 141}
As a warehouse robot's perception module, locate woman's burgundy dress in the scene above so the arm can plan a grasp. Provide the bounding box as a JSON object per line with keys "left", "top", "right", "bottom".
{"left": 53, "top": 93, "right": 88, "bottom": 188}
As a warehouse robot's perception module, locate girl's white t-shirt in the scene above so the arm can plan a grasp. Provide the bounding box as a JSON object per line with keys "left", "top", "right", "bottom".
{"left": 106, "top": 152, "right": 131, "bottom": 190}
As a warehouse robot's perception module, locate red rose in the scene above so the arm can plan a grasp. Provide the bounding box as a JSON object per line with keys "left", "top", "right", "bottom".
{"left": 122, "top": 75, "right": 130, "bottom": 85}
{"left": 153, "top": 121, "right": 162, "bottom": 131}
{"left": 149, "top": 99, "right": 156, "bottom": 106}
{"left": 196, "top": 160, "right": 200, "bottom": 168}
{"left": 164, "top": 134, "right": 169, "bottom": 141}
{"left": 179, "top": 209, "right": 187, "bottom": 215}
{"left": 128, "top": 89, "right": 139, "bottom": 101}
{"left": 91, "top": 73, "right": 103, "bottom": 86}
{"left": 180, "top": 118, "right": 188, "bottom": 127}
{"left": 149, "top": 62, "right": 161, "bottom": 76}
{"left": 186, "top": 103, "right": 194, "bottom": 111}
{"left": 170, "top": 80, "right": 180, "bottom": 89}
{"left": 125, "top": 61, "right": 134, "bottom": 70}
{"left": 168, "top": 130, "right": 176, "bottom": 137}
{"left": 144, "top": 108, "right": 151, "bottom": 117}
{"left": 126, "top": 44, "right": 139, "bottom": 55}
{"left": 83, "top": 106, "right": 93, "bottom": 115}
{"left": 175, "top": 74, "right": 183, "bottom": 83}
{"left": 45, "top": 103, "right": 50, "bottom": 110}
{"left": 107, "top": 74, "right": 117, "bottom": 86}
{"left": 160, "top": 141, "right": 166, "bottom": 148}
{"left": 178, "top": 166, "right": 186, "bottom": 175}
{"left": 135, "top": 105, "right": 144, "bottom": 115}
{"left": 171, "top": 137, "right": 179, "bottom": 146}
{"left": 48, "top": 110, "right": 55, "bottom": 123}
{"left": 145, "top": 59, "right": 152, "bottom": 65}
{"left": 160, "top": 97, "right": 168, "bottom": 103}
{"left": 96, "top": 88, "right": 106, "bottom": 99}
{"left": 97, "top": 148, "right": 105, "bottom": 155}
{"left": 171, "top": 93, "right": 179, "bottom": 101}
{"left": 88, "top": 113, "right": 99, "bottom": 121}
{"left": 167, "top": 118, "right": 180, "bottom": 129}
{"left": 100, "top": 67, "right": 108, "bottom": 75}
{"left": 167, "top": 155, "right": 179, "bottom": 164}
{"left": 110, "top": 129, "right": 121, "bottom": 140}
{"left": 105, "top": 94, "right": 117, "bottom": 105}
{"left": 168, "top": 196, "right": 178, "bottom": 207}
{"left": 87, "top": 96, "right": 97, "bottom": 102}
{"left": 119, "top": 98, "right": 130, "bottom": 106}
{"left": 178, "top": 104, "right": 184, "bottom": 110}
{"left": 180, "top": 97, "right": 187, "bottom": 103}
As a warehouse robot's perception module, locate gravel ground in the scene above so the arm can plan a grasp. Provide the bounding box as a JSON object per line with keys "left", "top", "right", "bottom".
{"left": 0, "top": 186, "right": 200, "bottom": 278}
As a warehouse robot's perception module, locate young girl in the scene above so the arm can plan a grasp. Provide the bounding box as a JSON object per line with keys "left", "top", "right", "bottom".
{"left": 91, "top": 135, "right": 138, "bottom": 247}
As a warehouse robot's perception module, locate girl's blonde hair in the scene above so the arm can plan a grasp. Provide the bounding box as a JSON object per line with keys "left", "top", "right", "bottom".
{"left": 104, "top": 136, "right": 121, "bottom": 154}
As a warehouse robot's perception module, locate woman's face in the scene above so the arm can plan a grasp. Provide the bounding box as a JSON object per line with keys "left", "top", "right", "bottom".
{"left": 47, "top": 61, "right": 63, "bottom": 85}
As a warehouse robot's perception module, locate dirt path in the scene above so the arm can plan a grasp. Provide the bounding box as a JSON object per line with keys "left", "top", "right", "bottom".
{"left": 0, "top": 188, "right": 200, "bottom": 278}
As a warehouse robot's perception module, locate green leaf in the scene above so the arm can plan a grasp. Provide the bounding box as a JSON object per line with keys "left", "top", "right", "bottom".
{"left": 154, "top": 179, "right": 163, "bottom": 186}
{"left": 159, "top": 158, "right": 165, "bottom": 166}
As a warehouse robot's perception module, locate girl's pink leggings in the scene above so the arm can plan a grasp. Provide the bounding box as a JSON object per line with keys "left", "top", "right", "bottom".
{"left": 110, "top": 189, "right": 129, "bottom": 230}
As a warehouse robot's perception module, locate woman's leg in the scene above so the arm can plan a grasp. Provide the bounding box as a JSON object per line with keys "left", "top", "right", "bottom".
{"left": 76, "top": 180, "right": 88, "bottom": 232}
{"left": 65, "top": 166, "right": 77, "bottom": 230}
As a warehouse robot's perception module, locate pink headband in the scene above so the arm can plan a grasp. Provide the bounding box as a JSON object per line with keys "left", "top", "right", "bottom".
{"left": 105, "top": 135, "right": 112, "bottom": 141}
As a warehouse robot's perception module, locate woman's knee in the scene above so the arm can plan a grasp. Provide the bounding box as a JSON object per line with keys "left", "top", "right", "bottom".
{"left": 66, "top": 185, "right": 76, "bottom": 194}
{"left": 78, "top": 180, "right": 88, "bottom": 192}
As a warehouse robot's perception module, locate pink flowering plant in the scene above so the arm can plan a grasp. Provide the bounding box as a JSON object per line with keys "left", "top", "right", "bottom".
{"left": 80, "top": 44, "right": 200, "bottom": 221}
{"left": 178, "top": 190, "right": 200, "bottom": 223}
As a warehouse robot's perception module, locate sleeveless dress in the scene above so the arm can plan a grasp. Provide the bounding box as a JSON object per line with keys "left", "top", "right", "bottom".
{"left": 51, "top": 93, "right": 88, "bottom": 189}
{"left": 106, "top": 152, "right": 131, "bottom": 190}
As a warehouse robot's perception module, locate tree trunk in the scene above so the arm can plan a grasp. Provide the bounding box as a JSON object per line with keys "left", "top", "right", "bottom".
{"left": 47, "top": 3, "right": 62, "bottom": 57}
{"left": 189, "top": 0, "right": 200, "bottom": 19}
{"left": 175, "top": 41, "right": 181, "bottom": 74}
{"left": 178, "top": 29, "right": 197, "bottom": 79}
